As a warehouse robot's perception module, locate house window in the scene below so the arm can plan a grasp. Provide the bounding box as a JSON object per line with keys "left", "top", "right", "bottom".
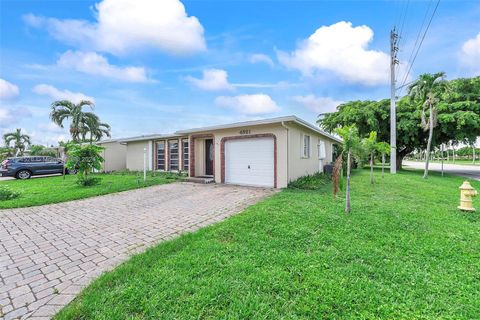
{"left": 302, "top": 134, "right": 311, "bottom": 158}
{"left": 318, "top": 140, "right": 326, "bottom": 159}
{"left": 157, "top": 141, "right": 165, "bottom": 170}
{"left": 169, "top": 140, "right": 179, "bottom": 171}
{"left": 182, "top": 139, "right": 189, "bottom": 171}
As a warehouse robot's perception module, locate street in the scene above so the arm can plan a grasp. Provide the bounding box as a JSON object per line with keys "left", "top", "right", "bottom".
{"left": 403, "top": 161, "right": 480, "bottom": 181}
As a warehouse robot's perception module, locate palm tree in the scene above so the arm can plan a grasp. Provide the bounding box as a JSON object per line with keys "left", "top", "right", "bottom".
{"left": 3, "top": 128, "right": 31, "bottom": 156}
{"left": 80, "top": 115, "right": 111, "bottom": 143}
{"left": 408, "top": 72, "right": 448, "bottom": 179}
{"left": 335, "top": 125, "right": 361, "bottom": 213}
{"left": 362, "top": 131, "right": 377, "bottom": 185}
{"left": 376, "top": 141, "right": 391, "bottom": 179}
{"left": 50, "top": 100, "right": 98, "bottom": 141}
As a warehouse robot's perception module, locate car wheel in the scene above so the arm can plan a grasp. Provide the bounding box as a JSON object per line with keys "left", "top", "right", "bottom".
{"left": 16, "top": 170, "right": 32, "bottom": 180}
{"left": 67, "top": 169, "right": 78, "bottom": 175}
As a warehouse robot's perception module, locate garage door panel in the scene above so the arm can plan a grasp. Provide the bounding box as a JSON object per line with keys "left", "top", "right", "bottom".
{"left": 225, "top": 137, "right": 274, "bottom": 187}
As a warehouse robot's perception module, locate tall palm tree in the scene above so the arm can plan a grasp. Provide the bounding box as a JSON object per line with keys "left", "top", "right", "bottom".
{"left": 408, "top": 72, "right": 448, "bottom": 179}
{"left": 80, "top": 115, "right": 111, "bottom": 143}
{"left": 50, "top": 100, "right": 97, "bottom": 141}
{"left": 3, "top": 128, "right": 31, "bottom": 156}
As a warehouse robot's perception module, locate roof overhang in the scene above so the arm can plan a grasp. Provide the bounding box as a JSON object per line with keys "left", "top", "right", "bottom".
{"left": 117, "top": 134, "right": 185, "bottom": 143}
{"left": 175, "top": 115, "right": 342, "bottom": 143}
{"left": 100, "top": 115, "right": 342, "bottom": 145}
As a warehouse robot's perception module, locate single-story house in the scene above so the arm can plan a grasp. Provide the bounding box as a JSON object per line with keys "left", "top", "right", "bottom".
{"left": 99, "top": 116, "right": 341, "bottom": 188}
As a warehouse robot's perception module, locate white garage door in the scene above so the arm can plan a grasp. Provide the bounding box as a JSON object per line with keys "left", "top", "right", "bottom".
{"left": 225, "top": 137, "right": 274, "bottom": 187}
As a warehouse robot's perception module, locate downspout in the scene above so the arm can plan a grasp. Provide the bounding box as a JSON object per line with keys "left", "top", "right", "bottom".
{"left": 281, "top": 121, "right": 290, "bottom": 184}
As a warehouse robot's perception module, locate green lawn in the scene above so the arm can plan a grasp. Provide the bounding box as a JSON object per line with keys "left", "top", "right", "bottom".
{"left": 56, "top": 170, "right": 480, "bottom": 319}
{"left": 0, "top": 172, "right": 181, "bottom": 209}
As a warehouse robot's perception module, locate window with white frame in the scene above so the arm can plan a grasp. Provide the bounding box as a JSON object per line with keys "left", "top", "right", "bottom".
{"left": 318, "top": 140, "right": 326, "bottom": 159}
{"left": 182, "top": 139, "right": 189, "bottom": 171}
{"left": 157, "top": 141, "right": 165, "bottom": 170}
{"left": 302, "top": 134, "right": 311, "bottom": 158}
{"left": 169, "top": 140, "right": 179, "bottom": 171}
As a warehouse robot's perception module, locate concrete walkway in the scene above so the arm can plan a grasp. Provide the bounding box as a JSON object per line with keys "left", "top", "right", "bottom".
{"left": 0, "top": 183, "right": 275, "bottom": 319}
{"left": 403, "top": 161, "right": 480, "bottom": 180}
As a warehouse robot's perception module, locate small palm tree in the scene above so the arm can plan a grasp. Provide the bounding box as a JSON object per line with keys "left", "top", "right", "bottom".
{"left": 362, "top": 131, "right": 377, "bottom": 185}
{"left": 376, "top": 141, "right": 391, "bottom": 179}
{"left": 50, "top": 100, "right": 97, "bottom": 142}
{"left": 408, "top": 72, "right": 448, "bottom": 179}
{"left": 3, "top": 128, "right": 31, "bottom": 156}
{"left": 335, "top": 125, "right": 361, "bottom": 213}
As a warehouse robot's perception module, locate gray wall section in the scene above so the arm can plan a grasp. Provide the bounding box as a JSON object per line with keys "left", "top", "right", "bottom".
{"left": 98, "top": 141, "right": 127, "bottom": 172}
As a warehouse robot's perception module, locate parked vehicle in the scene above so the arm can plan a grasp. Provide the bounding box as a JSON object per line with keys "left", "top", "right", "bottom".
{"left": 0, "top": 156, "right": 76, "bottom": 179}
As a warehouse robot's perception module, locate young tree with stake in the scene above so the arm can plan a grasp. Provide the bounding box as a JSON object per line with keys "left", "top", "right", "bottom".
{"left": 376, "top": 141, "right": 391, "bottom": 179}
{"left": 335, "top": 125, "right": 361, "bottom": 213}
{"left": 362, "top": 131, "right": 377, "bottom": 185}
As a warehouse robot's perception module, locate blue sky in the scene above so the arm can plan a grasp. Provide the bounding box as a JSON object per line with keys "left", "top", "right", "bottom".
{"left": 0, "top": 0, "right": 479, "bottom": 145}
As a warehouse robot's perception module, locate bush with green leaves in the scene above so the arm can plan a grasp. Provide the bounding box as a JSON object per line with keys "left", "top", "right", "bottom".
{"left": 0, "top": 185, "right": 20, "bottom": 201}
{"left": 288, "top": 172, "right": 331, "bottom": 190}
{"left": 66, "top": 144, "right": 104, "bottom": 186}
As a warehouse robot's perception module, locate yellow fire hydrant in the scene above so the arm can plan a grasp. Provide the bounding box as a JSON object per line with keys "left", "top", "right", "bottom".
{"left": 458, "top": 181, "right": 478, "bottom": 211}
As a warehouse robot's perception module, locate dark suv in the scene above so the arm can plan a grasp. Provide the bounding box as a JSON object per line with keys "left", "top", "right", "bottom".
{"left": 0, "top": 156, "right": 74, "bottom": 179}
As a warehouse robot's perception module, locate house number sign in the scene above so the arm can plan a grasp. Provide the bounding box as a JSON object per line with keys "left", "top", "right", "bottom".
{"left": 239, "top": 129, "right": 251, "bottom": 135}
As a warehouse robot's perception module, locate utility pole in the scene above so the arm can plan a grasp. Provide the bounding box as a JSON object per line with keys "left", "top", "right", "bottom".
{"left": 390, "top": 29, "right": 399, "bottom": 173}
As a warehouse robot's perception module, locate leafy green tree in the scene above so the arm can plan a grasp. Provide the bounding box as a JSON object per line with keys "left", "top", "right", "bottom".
{"left": 319, "top": 76, "right": 480, "bottom": 170}
{"left": 50, "top": 100, "right": 98, "bottom": 142}
{"left": 66, "top": 144, "right": 104, "bottom": 186}
{"left": 0, "top": 147, "right": 14, "bottom": 161}
{"left": 376, "top": 141, "right": 391, "bottom": 179}
{"left": 29, "top": 145, "right": 58, "bottom": 157}
{"left": 335, "top": 125, "right": 361, "bottom": 213}
{"left": 3, "top": 128, "right": 31, "bottom": 156}
{"left": 362, "top": 131, "right": 377, "bottom": 184}
{"left": 408, "top": 72, "right": 448, "bottom": 178}
{"left": 29, "top": 144, "right": 45, "bottom": 155}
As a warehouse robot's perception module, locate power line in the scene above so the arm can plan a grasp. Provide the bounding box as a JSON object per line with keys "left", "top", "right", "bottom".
{"left": 396, "top": 0, "right": 410, "bottom": 50}
{"left": 393, "top": 0, "right": 411, "bottom": 82}
{"left": 397, "top": 0, "right": 434, "bottom": 88}
{"left": 399, "top": 0, "right": 441, "bottom": 90}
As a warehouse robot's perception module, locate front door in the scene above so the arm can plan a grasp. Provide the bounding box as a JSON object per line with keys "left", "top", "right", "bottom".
{"left": 205, "top": 139, "right": 214, "bottom": 176}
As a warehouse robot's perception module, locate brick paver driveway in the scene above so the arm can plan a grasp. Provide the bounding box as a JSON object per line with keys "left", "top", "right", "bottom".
{"left": 0, "top": 183, "right": 274, "bottom": 319}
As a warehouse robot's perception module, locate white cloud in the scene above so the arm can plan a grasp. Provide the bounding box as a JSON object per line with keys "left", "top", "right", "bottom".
{"left": 460, "top": 32, "right": 480, "bottom": 74}
{"left": 57, "top": 51, "right": 148, "bottom": 82}
{"left": 0, "top": 79, "right": 20, "bottom": 101}
{"left": 277, "top": 21, "right": 390, "bottom": 86}
{"left": 249, "top": 54, "right": 274, "bottom": 67}
{"left": 215, "top": 94, "right": 280, "bottom": 115}
{"left": 38, "top": 122, "right": 65, "bottom": 133}
{"left": 185, "top": 69, "right": 234, "bottom": 91}
{"left": 292, "top": 95, "right": 343, "bottom": 114}
{"left": 24, "top": 0, "right": 206, "bottom": 56}
{"left": 0, "top": 107, "right": 32, "bottom": 127}
{"left": 0, "top": 108, "right": 14, "bottom": 125}
{"left": 33, "top": 84, "right": 95, "bottom": 104}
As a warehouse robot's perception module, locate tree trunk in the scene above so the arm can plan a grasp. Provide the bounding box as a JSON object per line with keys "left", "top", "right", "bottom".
{"left": 396, "top": 151, "right": 407, "bottom": 170}
{"left": 473, "top": 145, "right": 476, "bottom": 165}
{"left": 370, "top": 152, "right": 374, "bottom": 184}
{"left": 382, "top": 153, "right": 385, "bottom": 179}
{"left": 345, "top": 150, "right": 351, "bottom": 213}
{"left": 441, "top": 144, "right": 444, "bottom": 177}
{"left": 423, "top": 103, "right": 434, "bottom": 179}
